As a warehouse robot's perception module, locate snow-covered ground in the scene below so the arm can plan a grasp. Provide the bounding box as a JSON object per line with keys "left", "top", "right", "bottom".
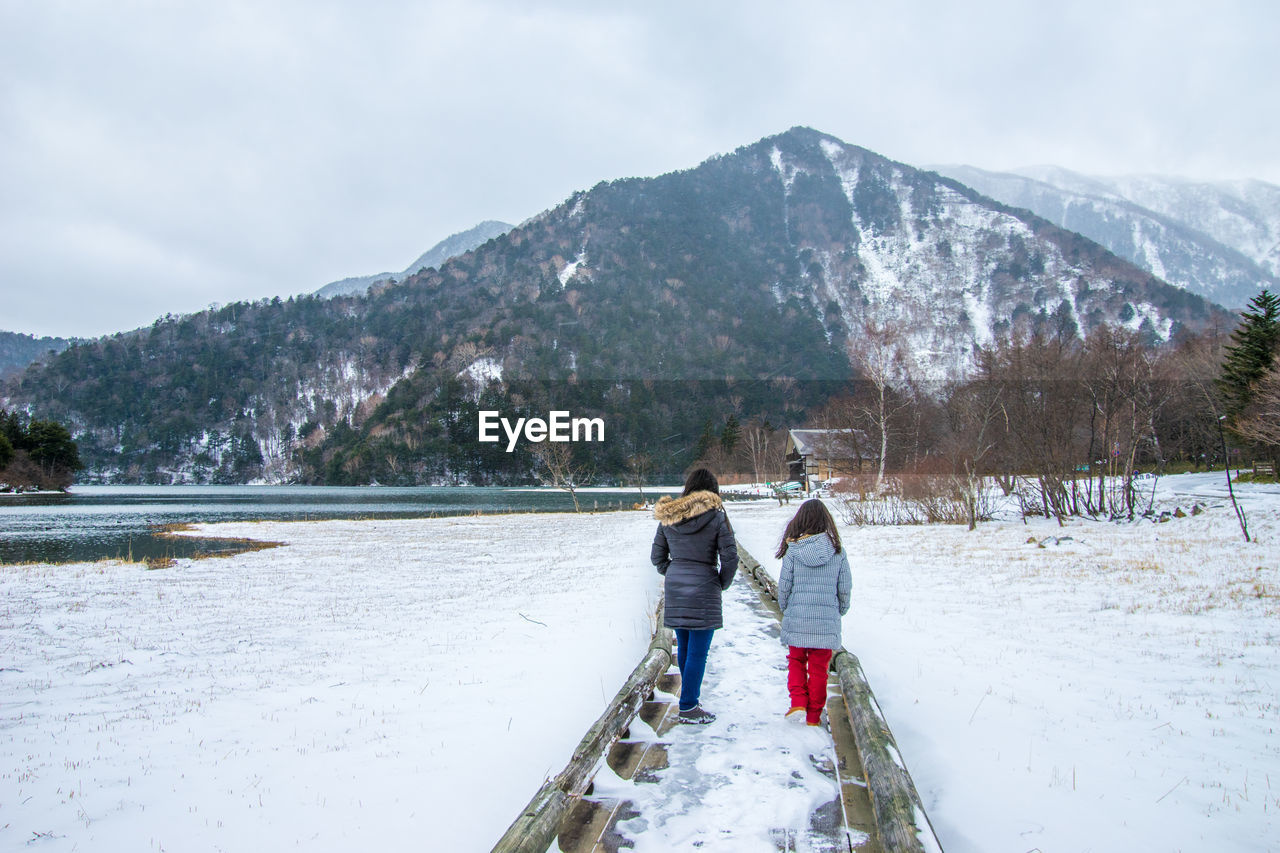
{"left": 0, "top": 512, "right": 662, "bottom": 851}
{"left": 3, "top": 472, "right": 1277, "bottom": 852}
{"left": 731, "top": 472, "right": 1280, "bottom": 853}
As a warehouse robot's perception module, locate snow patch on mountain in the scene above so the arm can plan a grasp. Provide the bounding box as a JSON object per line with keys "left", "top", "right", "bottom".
{"left": 819, "top": 138, "right": 859, "bottom": 202}
{"left": 460, "top": 356, "right": 503, "bottom": 386}
{"left": 770, "top": 145, "right": 804, "bottom": 192}
{"left": 1122, "top": 302, "right": 1173, "bottom": 339}
{"left": 558, "top": 251, "right": 587, "bottom": 286}
{"left": 760, "top": 132, "right": 1208, "bottom": 382}
{"left": 1100, "top": 175, "right": 1280, "bottom": 277}
{"left": 936, "top": 163, "right": 1279, "bottom": 308}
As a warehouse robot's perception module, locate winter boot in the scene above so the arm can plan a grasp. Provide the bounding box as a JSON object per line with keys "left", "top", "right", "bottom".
{"left": 677, "top": 704, "right": 716, "bottom": 725}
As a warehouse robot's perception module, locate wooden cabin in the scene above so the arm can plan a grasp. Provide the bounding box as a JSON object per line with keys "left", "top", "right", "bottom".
{"left": 785, "top": 428, "right": 874, "bottom": 491}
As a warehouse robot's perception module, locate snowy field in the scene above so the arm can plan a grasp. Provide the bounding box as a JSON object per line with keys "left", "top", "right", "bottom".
{"left": 3, "top": 473, "right": 1278, "bottom": 852}
{"left": 1, "top": 512, "right": 662, "bottom": 851}
{"left": 731, "top": 472, "right": 1280, "bottom": 853}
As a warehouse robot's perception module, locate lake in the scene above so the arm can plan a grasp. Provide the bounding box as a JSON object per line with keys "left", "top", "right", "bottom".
{"left": 0, "top": 485, "right": 670, "bottom": 565}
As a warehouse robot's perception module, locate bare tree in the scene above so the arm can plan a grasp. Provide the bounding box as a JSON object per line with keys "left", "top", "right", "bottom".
{"left": 983, "top": 331, "right": 1088, "bottom": 524}
{"left": 1233, "top": 360, "right": 1280, "bottom": 452}
{"left": 1078, "top": 327, "right": 1162, "bottom": 519}
{"left": 738, "top": 418, "right": 779, "bottom": 485}
{"left": 846, "top": 321, "right": 912, "bottom": 491}
{"left": 533, "top": 442, "right": 593, "bottom": 512}
{"left": 1162, "top": 328, "right": 1227, "bottom": 468}
{"left": 624, "top": 452, "right": 653, "bottom": 504}
{"left": 940, "top": 376, "right": 1008, "bottom": 530}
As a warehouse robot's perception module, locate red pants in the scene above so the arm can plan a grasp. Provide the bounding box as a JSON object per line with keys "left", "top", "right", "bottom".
{"left": 787, "top": 646, "right": 833, "bottom": 725}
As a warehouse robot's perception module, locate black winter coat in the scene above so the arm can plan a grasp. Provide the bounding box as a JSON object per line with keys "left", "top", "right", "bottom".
{"left": 650, "top": 490, "right": 739, "bottom": 630}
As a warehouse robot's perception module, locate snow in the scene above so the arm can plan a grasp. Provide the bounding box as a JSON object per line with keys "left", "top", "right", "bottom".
{"left": 5, "top": 474, "right": 1278, "bottom": 852}
{"left": 598, "top": 578, "right": 855, "bottom": 851}
{"left": 730, "top": 473, "right": 1280, "bottom": 853}
{"left": 961, "top": 288, "right": 994, "bottom": 350}
{"left": 0, "top": 511, "right": 661, "bottom": 852}
{"left": 460, "top": 356, "right": 503, "bottom": 385}
{"left": 770, "top": 145, "right": 803, "bottom": 192}
{"left": 812, "top": 140, "right": 1136, "bottom": 381}
{"left": 1121, "top": 299, "right": 1175, "bottom": 340}
{"left": 558, "top": 251, "right": 587, "bottom": 286}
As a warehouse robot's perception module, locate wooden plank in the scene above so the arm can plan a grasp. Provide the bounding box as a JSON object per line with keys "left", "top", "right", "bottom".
{"left": 738, "top": 544, "right": 885, "bottom": 853}
{"left": 560, "top": 688, "right": 678, "bottom": 852}
{"left": 556, "top": 796, "right": 620, "bottom": 852}
{"left": 833, "top": 650, "right": 943, "bottom": 853}
{"left": 491, "top": 609, "right": 674, "bottom": 853}
{"left": 826, "top": 688, "right": 884, "bottom": 851}
{"left": 739, "top": 542, "right": 942, "bottom": 851}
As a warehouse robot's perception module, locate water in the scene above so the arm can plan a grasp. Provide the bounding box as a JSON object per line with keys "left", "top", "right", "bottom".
{"left": 0, "top": 485, "right": 662, "bottom": 565}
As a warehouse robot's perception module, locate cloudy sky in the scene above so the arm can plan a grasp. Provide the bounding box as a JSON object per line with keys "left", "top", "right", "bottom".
{"left": 3, "top": 0, "right": 1277, "bottom": 338}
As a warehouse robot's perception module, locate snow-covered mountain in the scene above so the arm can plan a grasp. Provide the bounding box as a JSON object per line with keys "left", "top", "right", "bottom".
{"left": 313, "top": 220, "right": 512, "bottom": 298}
{"left": 745, "top": 133, "right": 1220, "bottom": 380}
{"left": 8, "top": 128, "right": 1227, "bottom": 483}
{"left": 933, "top": 164, "right": 1280, "bottom": 308}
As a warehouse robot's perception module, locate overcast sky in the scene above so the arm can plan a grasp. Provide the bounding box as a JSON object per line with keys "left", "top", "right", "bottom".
{"left": 3, "top": 0, "right": 1277, "bottom": 338}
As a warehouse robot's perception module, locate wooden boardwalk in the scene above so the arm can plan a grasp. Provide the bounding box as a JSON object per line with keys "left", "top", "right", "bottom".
{"left": 552, "top": 568, "right": 881, "bottom": 852}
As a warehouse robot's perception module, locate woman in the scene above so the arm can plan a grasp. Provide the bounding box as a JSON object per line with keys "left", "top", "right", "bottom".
{"left": 650, "top": 467, "right": 738, "bottom": 724}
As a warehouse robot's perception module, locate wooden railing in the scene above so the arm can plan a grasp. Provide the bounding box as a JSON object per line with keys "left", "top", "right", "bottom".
{"left": 490, "top": 603, "right": 673, "bottom": 853}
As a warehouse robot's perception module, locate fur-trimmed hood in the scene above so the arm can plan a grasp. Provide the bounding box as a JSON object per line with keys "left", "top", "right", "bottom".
{"left": 654, "top": 490, "right": 724, "bottom": 528}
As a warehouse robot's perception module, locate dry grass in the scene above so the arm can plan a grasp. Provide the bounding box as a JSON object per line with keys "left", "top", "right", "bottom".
{"left": 154, "top": 523, "right": 284, "bottom": 560}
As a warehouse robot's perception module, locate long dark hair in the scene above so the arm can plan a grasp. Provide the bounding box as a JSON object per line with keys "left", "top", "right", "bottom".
{"left": 682, "top": 467, "right": 719, "bottom": 497}
{"left": 775, "top": 498, "right": 842, "bottom": 558}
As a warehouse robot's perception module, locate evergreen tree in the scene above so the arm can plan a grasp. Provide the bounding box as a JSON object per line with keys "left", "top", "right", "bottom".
{"left": 694, "top": 418, "right": 717, "bottom": 461}
{"left": 1219, "top": 289, "right": 1280, "bottom": 424}
{"left": 1, "top": 409, "right": 25, "bottom": 448}
{"left": 0, "top": 431, "right": 12, "bottom": 469}
{"left": 720, "top": 413, "right": 741, "bottom": 455}
{"left": 26, "top": 420, "right": 83, "bottom": 475}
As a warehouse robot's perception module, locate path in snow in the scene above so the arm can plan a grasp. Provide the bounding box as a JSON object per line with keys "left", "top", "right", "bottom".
{"left": 557, "top": 572, "right": 877, "bottom": 852}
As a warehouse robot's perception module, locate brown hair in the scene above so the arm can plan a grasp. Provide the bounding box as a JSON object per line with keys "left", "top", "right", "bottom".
{"left": 775, "top": 498, "right": 842, "bottom": 558}
{"left": 682, "top": 467, "right": 719, "bottom": 497}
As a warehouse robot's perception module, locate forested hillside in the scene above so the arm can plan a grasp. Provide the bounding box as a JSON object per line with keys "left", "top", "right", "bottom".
{"left": 3, "top": 128, "right": 1228, "bottom": 484}
{"left": 0, "top": 331, "right": 71, "bottom": 380}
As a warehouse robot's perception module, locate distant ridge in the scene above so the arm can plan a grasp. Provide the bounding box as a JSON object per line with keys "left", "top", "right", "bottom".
{"left": 931, "top": 164, "right": 1280, "bottom": 308}
{"left": 314, "top": 220, "right": 513, "bottom": 298}
{"left": 0, "top": 330, "right": 72, "bottom": 380}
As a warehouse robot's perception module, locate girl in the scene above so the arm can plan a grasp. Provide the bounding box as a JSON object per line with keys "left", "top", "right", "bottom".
{"left": 650, "top": 468, "right": 739, "bottom": 724}
{"left": 776, "top": 498, "right": 851, "bottom": 726}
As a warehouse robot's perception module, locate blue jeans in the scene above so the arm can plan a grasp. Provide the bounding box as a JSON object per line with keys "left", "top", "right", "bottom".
{"left": 674, "top": 628, "right": 715, "bottom": 711}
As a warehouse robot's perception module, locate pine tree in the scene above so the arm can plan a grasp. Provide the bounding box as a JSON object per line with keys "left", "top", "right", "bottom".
{"left": 26, "top": 420, "right": 83, "bottom": 476}
{"left": 720, "top": 414, "right": 741, "bottom": 455}
{"left": 1219, "top": 289, "right": 1280, "bottom": 424}
{"left": 694, "top": 418, "right": 717, "bottom": 461}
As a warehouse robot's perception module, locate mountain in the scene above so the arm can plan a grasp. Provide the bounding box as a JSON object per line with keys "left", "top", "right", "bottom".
{"left": 932, "top": 164, "right": 1280, "bottom": 308}
{"left": 313, "top": 220, "right": 513, "bottom": 298}
{"left": 1018, "top": 168, "right": 1280, "bottom": 278}
{"left": 0, "top": 331, "right": 72, "bottom": 380}
{"left": 3, "top": 128, "right": 1226, "bottom": 485}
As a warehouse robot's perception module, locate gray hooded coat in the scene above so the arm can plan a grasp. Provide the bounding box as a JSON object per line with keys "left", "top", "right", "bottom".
{"left": 650, "top": 490, "right": 738, "bottom": 630}
{"left": 777, "top": 533, "right": 852, "bottom": 650}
